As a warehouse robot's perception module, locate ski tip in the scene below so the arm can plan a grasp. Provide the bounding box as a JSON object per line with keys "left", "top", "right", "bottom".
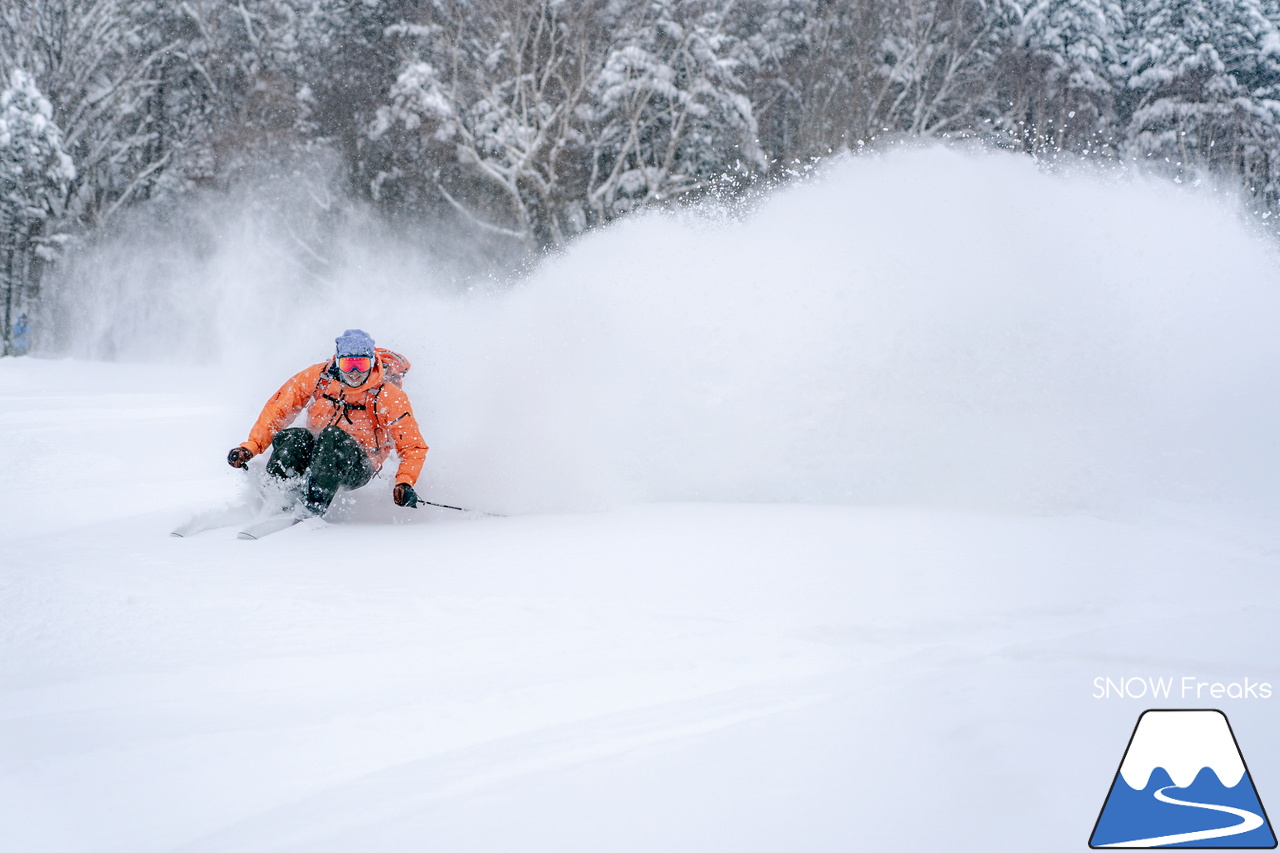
{"left": 236, "top": 531, "right": 258, "bottom": 540}
{"left": 170, "top": 531, "right": 185, "bottom": 538}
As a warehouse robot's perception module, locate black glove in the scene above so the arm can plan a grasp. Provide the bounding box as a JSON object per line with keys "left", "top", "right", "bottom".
{"left": 227, "top": 447, "right": 254, "bottom": 468}
{"left": 393, "top": 483, "right": 420, "bottom": 507}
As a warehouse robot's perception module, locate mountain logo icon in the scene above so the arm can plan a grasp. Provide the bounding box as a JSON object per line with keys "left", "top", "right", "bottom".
{"left": 1090, "top": 709, "right": 1276, "bottom": 848}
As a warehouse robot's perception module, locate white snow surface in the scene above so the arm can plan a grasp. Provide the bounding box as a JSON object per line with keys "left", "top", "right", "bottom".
{"left": 4, "top": 149, "right": 1280, "bottom": 851}
{"left": 1119, "top": 710, "right": 1246, "bottom": 790}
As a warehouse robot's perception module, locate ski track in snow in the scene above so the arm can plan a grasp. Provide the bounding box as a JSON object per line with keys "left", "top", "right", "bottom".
{"left": 170, "top": 674, "right": 842, "bottom": 853}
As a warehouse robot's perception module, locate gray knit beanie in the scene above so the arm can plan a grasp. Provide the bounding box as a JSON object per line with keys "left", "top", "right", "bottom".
{"left": 335, "top": 329, "right": 375, "bottom": 358}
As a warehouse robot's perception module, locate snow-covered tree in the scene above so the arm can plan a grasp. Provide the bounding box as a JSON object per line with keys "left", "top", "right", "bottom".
{"left": 0, "top": 70, "right": 74, "bottom": 354}
{"left": 372, "top": 0, "right": 767, "bottom": 248}
{"left": 752, "top": 0, "right": 1023, "bottom": 157}
{"left": 870, "top": 0, "right": 1022, "bottom": 137}
{"left": 0, "top": 0, "right": 175, "bottom": 352}
{"left": 1000, "top": 0, "right": 1125, "bottom": 153}
{"left": 1121, "top": 0, "right": 1280, "bottom": 210}
{"left": 584, "top": 0, "right": 766, "bottom": 220}
{"left": 159, "top": 0, "right": 355, "bottom": 184}
{"left": 12, "top": 0, "right": 1280, "bottom": 321}
{"left": 0, "top": 0, "right": 175, "bottom": 227}
{"left": 722, "top": 0, "right": 812, "bottom": 165}
{"left": 0, "top": 70, "right": 74, "bottom": 224}
{"left": 749, "top": 0, "right": 887, "bottom": 160}
{"left": 372, "top": 0, "right": 608, "bottom": 247}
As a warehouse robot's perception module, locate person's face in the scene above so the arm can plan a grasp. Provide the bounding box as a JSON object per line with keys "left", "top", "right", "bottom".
{"left": 336, "top": 355, "right": 372, "bottom": 387}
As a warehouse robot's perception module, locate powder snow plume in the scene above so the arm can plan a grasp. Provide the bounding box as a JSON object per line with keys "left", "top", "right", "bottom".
{"left": 53, "top": 147, "right": 1280, "bottom": 513}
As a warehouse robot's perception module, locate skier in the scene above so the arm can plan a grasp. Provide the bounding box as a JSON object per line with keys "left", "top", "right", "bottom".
{"left": 227, "top": 329, "right": 428, "bottom": 517}
{"left": 11, "top": 314, "right": 30, "bottom": 356}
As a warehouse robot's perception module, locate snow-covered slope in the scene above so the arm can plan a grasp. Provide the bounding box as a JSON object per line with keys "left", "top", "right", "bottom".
{"left": 4, "top": 149, "right": 1280, "bottom": 852}
{"left": 3, "top": 357, "right": 1278, "bottom": 852}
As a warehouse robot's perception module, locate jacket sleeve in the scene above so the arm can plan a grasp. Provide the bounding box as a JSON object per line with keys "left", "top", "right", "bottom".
{"left": 241, "top": 364, "right": 325, "bottom": 455}
{"left": 378, "top": 384, "right": 428, "bottom": 485}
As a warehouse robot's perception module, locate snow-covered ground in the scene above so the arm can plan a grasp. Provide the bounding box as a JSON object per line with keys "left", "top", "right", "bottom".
{"left": 4, "top": 149, "right": 1280, "bottom": 851}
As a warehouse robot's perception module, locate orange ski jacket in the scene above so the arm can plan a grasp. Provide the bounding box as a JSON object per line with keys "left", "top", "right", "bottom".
{"left": 239, "top": 348, "right": 428, "bottom": 485}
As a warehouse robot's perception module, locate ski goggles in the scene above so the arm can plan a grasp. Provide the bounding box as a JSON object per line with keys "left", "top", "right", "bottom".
{"left": 336, "top": 355, "right": 372, "bottom": 374}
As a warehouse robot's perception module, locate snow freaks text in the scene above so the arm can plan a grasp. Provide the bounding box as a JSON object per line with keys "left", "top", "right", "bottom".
{"left": 1093, "top": 677, "right": 1274, "bottom": 700}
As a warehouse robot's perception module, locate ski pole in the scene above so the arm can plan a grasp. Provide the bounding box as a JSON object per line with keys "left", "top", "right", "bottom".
{"left": 415, "top": 498, "right": 504, "bottom": 517}
{"left": 421, "top": 500, "right": 466, "bottom": 511}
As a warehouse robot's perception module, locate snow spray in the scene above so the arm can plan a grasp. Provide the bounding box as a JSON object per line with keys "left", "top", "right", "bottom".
{"left": 51, "top": 147, "right": 1280, "bottom": 514}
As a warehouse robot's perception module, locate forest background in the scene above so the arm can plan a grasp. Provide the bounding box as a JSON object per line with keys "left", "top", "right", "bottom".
{"left": 3, "top": 0, "right": 1280, "bottom": 355}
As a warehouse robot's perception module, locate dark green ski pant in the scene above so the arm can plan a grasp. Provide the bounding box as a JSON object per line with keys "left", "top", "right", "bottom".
{"left": 266, "top": 426, "right": 375, "bottom": 515}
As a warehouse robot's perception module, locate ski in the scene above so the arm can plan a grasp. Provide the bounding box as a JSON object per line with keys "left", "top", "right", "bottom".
{"left": 237, "top": 513, "right": 305, "bottom": 540}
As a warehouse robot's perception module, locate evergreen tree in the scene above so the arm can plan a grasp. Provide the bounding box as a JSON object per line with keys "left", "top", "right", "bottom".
{"left": 371, "top": 0, "right": 764, "bottom": 248}
{"left": 724, "top": 0, "right": 814, "bottom": 167}
{"left": 872, "top": 0, "right": 1023, "bottom": 137}
{"left": 371, "top": 0, "right": 610, "bottom": 248}
{"left": 162, "top": 0, "right": 347, "bottom": 183}
{"left": 1122, "top": 0, "right": 1280, "bottom": 211}
{"left": 0, "top": 70, "right": 74, "bottom": 354}
{"left": 1002, "top": 0, "right": 1125, "bottom": 153}
{"left": 585, "top": 0, "right": 765, "bottom": 221}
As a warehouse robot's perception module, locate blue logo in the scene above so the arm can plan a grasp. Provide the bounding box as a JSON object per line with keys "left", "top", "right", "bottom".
{"left": 1091, "top": 709, "right": 1276, "bottom": 848}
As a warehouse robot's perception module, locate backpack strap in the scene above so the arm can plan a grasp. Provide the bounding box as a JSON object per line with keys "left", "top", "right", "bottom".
{"left": 322, "top": 392, "right": 367, "bottom": 425}
{"left": 368, "top": 385, "right": 386, "bottom": 447}
{"left": 313, "top": 362, "right": 334, "bottom": 402}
